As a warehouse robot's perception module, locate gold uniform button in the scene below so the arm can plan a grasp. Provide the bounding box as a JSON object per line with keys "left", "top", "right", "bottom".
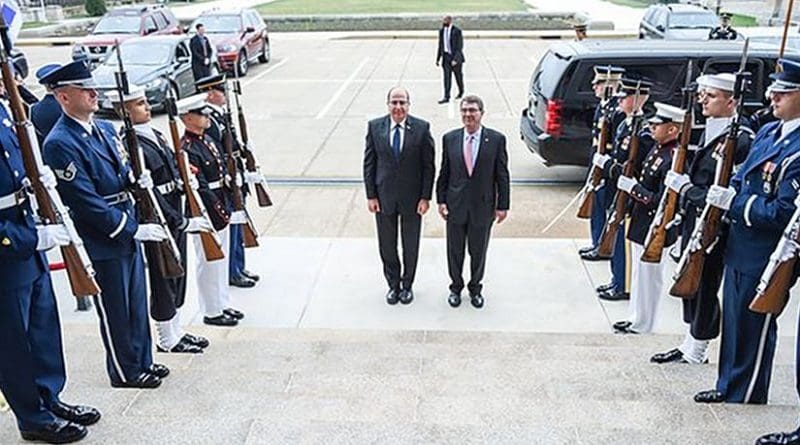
{"left": 1, "top": 237, "right": 10, "bottom": 246}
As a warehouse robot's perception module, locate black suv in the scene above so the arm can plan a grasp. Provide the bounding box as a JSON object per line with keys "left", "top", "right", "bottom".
{"left": 639, "top": 3, "right": 718, "bottom": 40}
{"left": 520, "top": 39, "right": 795, "bottom": 167}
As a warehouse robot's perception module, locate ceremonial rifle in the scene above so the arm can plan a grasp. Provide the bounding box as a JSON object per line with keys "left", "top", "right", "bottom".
{"left": 113, "top": 42, "right": 184, "bottom": 278}
{"left": 232, "top": 67, "right": 273, "bottom": 207}
{"left": 222, "top": 79, "right": 259, "bottom": 247}
{"left": 596, "top": 82, "right": 643, "bottom": 257}
{"left": 671, "top": 40, "right": 750, "bottom": 298}
{"left": 642, "top": 62, "right": 695, "bottom": 263}
{"left": 577, "top": 66, "right": 615, "bottom": 219}
{"left": 749, "top": 206, "right": 800, "bottom": 314}
{"left": 164, "top": 90, "right": 225, "bottom": 262}
{"left": 0, "top": 17, "right": 100, "bottom": 297}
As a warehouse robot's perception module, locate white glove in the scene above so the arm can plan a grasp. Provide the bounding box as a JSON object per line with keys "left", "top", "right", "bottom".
{"left": 229, "top": 210, "right": 247, "bottom": 224}
{"left": 244, "top": 170, "right": 262, "bottom": 185}
{"left": 36, "top": 224, "right": 70, "bottom": 251}
{"left": 134, "top": 224, "right": 168, "bottom": 242}
{"left": 665, "top": 171, "right": 691, "bottom": 194}
{"left": 204, "top": 57, "right": 210, "bottom": 66}
{"left": 39, "top": 165, "right": 57, "bottom": 189}
{"left": 592, "top": 153, "right": 611, "bottom": 169}
{"left": 185, "top": 217, "right": 213, "bottom": 233}
{"left": 235, "top": 174, "right": 243, "bottom": 188}
{"left": 706, "top": 185, "right": 736, "bottom": 211}
{"left": 187, "top": 173, "right": 199, "bottom": 191}
{"left": 794, "top": 192, "right": 800, "bottom": 208}
{"left": 137, "top": 169, "right": 154, "bottom": 190}
{"left": 617, "top": 175, "right": 637, "bottom": 193}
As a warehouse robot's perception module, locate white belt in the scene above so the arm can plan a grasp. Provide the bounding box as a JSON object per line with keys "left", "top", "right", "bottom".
{"left": 103, "top": 191, "right": 130, "bottom": 206}
{"left": 0, "top": 188, "right": 26, "bottom": 210}
{"left": 156, "top": 181, "right": 177, "bottom": 195}
{"left": 208, "top": 180, "right": 223, "bottom": 190}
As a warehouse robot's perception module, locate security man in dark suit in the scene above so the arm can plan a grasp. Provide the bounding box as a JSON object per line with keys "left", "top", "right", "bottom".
{"left": 40, "top": 60, "right": 169, "bottom": 389}
{"left": 363, "top": 87, "right": 435, "bottom": 305}
{"left": 436, "top": 95, "right": 510, "bottom": 309}
{"left": 190, "top": 24, "right": 214, "bottom": 83}
{"left": 195, "top": 74, "right": 259, "bottom": 288}
{"left": 708, "top": 12, "right": 738, "bottom": 40}
{"left": 436, "top": 15, "right": 465, "bottom": 104}
{"left": 0, "top": 90, "right": 100, "bottom": 442}
{"left": 695, "top": 58, "right": 800, "bottom": 405}
{"left": 651, "top": 73, "right": 752, "bottom": 364}
{"left": 110, "top": 85, "right": 211, "bottom": 354}
{"left": 31, "top": 64, "right": 62, "bottom": 146}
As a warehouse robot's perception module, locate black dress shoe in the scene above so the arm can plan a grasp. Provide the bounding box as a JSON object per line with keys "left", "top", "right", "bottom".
{"left": 599, "top": 289, "right": 630, "bottom": 301}
{"left": 203, "top": 314, "right": 238, "bottom": 327}
{"left": 448, "top": 292, "right": 461, "bottom": 308}
{"left": 399, "top": 289, "right": 414, "bottom": 305}
{"left": 650, "top": 348, "right": 684, "bottom": 364}
{"left": 241, "top": 269, "right": 260, "bottom": 282}
{"left": 157, "top": 338, "right": 203, "bottom": 354}
{"left": 224, "top": 308, "right": 245, "bottom": 320}
{"left": 20, "top": 419, "right": 87, "bottom": 444}
{"left": 694, "top": 389, "right": 725, "bottom": 404}
{"left": 615, "top": 326, "right": 639, "bottom": 335}
{"left": 595, "top": 282, "right": 615, "bottom": 293}
{"left": 111, "top": 372, "right": 161, "bottom": 389}
{"left": 182, "top": 332, "right": 210, "bottom": 348}
{"left": 386, "top": 289, "right": 400, "bottom": 305}
{"left": 146, "top": 363, "right": 170, "bottom": 379}
{"left": 580, "top": 249, "right": 611, "bottom": 261}
{"left": 48, "top": 401, "right": 101, "bottom": 426}
{"left": 229, "top": 275, "right": 256, "bottom": 288}
{"left": 470, "top": 294, "right": 484, "bottom": 309}
{"left": 612, "top": 320, "right": 632, "bottom": 331}
{"left": 437, "top": 98, "right": 449, "bottom": 104}
{"left": 578, "top": 245, "right": 595, "bottom": 255}
{"left": 756, "top": 427, "right": 800, "bottom": 445}
{"left": 455, "top": 93, "right": 463, "bottom": 99}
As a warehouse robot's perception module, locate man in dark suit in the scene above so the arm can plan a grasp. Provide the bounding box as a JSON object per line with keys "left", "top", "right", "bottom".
{"left": 436, "top": 15, "right": 465, "bottom": 104}
{"left": 189, "top": 24, "right": 213, "bottom": 83}
{"left": 436, "top": 95, "right": 510, "bottom": 309}
{"left": 363, "top": 87, "right": 435, "bottom": 305}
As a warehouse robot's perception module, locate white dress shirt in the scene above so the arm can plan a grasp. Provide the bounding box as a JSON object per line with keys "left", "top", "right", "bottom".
{"left": 389, "top": 118, "right": 406, "bottom": 153}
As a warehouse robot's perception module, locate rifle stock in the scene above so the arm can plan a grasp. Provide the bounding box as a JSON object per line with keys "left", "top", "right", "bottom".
{"left": 749, "top": 208, "right": 800, "bottom": 314}
{"left": 577, "top": 71, "right": 615, "bottom": 219}
{"left": 232, "top": 70, "right": 273, "bottom": 208}
{"left": 0, "top": 18, "right": 100, "bottom": 297}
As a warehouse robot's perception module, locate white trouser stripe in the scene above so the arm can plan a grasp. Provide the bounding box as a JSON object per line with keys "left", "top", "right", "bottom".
{"left": 744, "top": 313, "right": 773, "bottom": 403}
{"left": 94, "top": 293, "right": 127, "bottom": 382}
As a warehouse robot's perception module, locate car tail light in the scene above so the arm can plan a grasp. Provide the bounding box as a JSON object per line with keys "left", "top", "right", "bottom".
{"left": 545, "top": 99, "right": 563, "bottom": 137}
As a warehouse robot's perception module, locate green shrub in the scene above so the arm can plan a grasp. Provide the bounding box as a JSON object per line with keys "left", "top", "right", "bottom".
{"left": 85, "top": 0, "right": 106, "bottom": 17}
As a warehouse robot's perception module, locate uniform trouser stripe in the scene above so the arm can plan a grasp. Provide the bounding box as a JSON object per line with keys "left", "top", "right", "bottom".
{"left": 745, "top": 313, "right": 774, "bottom": 403}
{"left": 93, "top": 293, "right": 126, "bottom": 383}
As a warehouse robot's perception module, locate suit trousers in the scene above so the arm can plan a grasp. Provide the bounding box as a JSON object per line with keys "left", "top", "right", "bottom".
{"left": 441, "top": 54, "right": 464, "bottom": 100}
{"left": 590, "top": 186, "right": 607, "bottom": 248}
{"left": 229, "top": 223, "right": 246, "bottom": 278}
{"left": 447, "top": 219, "right": 492, "bottom": 296}
{"left": 628, "top": 242, "right": 665, "bottom": 333}
{"left": 681, "top": 242, "right": 723, "bottom": 341}
{"left": 375, "top": 211, "right": 421, "bottom": 291}
{"left": 145, "top": 229, "right": 188, "bottom": 322}
{"left": 92, "top": 249, "right": 153, "bottom": 384}
{"left": 716, "top": 266, "right": 777, "bottom": 404}
{"left": 0, "top": 272, "right": 64, "bottom": 430}
{"left": 194, "top": 225, "right": 231, "bottom": 318}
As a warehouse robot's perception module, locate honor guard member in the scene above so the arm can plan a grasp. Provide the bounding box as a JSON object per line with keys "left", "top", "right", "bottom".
{"left": 110, "top": 85, "right": 211, "bottom": 353}
{"left": 195, "top": 73, "right": 260, "bottom": 288}
{"left": 40, "top": 61, "right": 170, "bottom": 389}
{"left": 695, "top": 59, "right": 800, "bottom": 405}
{"left": 580, "top": 65, "right": 625, "bottom": 261}
{"left": 708, "top": 12, "right": 738, "bottom": 40}
{"left": 31, "top": 64, "right": 63, "bottom": 146}
{"left": 573, "top": 22, "right": 588, "bottom": 41}
{"left": 592, "top": 77, "right": 655, "bottom": 301}
{"left": 178, "top": 93, "right": 244, "bottom": 326}
{"left": 613, "top": 102, "right": 684, "bottom": 334}
{"left": 0, "top": 87, "right": 100, "bottom": 443}
{"left": 651, "top": 73, "right": 753, "bottom": 364}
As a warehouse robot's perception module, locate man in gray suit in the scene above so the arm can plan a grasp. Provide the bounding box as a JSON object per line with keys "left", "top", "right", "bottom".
{"left": 436, "top": 95, "right": 510, "bottom": 309}
{"left": 363, "top": 87, "right": 435, "bottom": 305}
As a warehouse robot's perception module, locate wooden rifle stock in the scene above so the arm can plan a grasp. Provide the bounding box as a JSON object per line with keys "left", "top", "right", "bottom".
{"left": 0, "top": 18, "right": 100, "bottom": 297}
{"left": 165, "top": 96, "right": 225, "bottom": 262}
{"left": 749, "top": 210, "right": 800, "bottom": 314}
{"left": 232, "top": 77, "right": 273, "bottom": 208}
{"left": 577, "top": 80, "right": 614, "bottom": 219}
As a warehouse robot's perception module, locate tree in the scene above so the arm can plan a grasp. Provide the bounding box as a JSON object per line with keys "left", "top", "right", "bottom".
{"left": 85, "top": 0, "right": 106, "bottom": 17}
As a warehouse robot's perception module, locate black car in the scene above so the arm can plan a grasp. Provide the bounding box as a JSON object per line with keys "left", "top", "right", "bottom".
{"left": 520, "top": 39, "right": 795, "bottom": 167}
{"left": 93, "top": 35, "right": 202, "bottom": 113}
{"left": 639, "top": 4, "right": 718, "bottom": 40}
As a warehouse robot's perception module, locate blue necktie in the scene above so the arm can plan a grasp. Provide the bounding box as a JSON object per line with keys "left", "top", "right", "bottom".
{"left": 392, "top": 125, "right": 401, "bottom": 160}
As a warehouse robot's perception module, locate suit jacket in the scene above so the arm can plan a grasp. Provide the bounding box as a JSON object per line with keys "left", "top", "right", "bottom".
{"left": 189, "top": 34, "right": 213, "bottom": 69}
{"left": 437, "top": 25, "right": 465, "bottom": 64}
{"left": 436, "top": 126, "right": 510, "bottom": 226}
{"left": 363, "top": 114, "right": 435, "bottom": 215}
{"left": 31, "top": 94, "right": 62, "bottom": 146}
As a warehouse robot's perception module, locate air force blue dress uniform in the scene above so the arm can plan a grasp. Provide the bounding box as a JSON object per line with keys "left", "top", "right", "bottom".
{"left": 30, "top": 64, "right": 63, "bottom": 146}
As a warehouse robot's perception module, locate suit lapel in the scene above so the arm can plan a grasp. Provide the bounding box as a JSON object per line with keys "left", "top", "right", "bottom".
{"left": 744, "top": 125, "right": 783, "bottom": 177}
{"left": 399, "top": 118, "right": 412, "bottom": 162}
{"left": 66, "top": 117, "right": 116, "bottom": 165}
{"left": 472, "top": 128, "right": 490, "bottom": 175}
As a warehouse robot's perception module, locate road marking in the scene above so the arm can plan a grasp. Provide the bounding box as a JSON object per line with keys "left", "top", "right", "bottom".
{"left": 255, "top": 78, "right": 529, "bottom": 83}
{"left": 315, "top": 58, "right": 368, "bottom": 120}
{"left": 243, "top": 58, "right": 290, "bottom": 86}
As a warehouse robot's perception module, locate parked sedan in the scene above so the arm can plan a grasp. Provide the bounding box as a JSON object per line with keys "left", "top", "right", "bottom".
{"left": 92, "top": 36, "right": 204, "bottom": 113}
{"left": 639, "top": 4, "right": 719, "bottom": 40}
{"left": 190, "top": 8, "right": 270, "bottom": 76}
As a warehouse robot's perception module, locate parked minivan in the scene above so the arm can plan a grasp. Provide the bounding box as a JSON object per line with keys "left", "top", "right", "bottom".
{"left": 520, "top": 39, "right": 796, "bottom": 167}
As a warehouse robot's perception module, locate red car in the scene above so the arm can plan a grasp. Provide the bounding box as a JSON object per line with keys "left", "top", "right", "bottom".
{"left": 72, "top": 4, "right": 182, "bottom": 66}
{"left": 190, "top": 8, "right": 270, "bottom": 76}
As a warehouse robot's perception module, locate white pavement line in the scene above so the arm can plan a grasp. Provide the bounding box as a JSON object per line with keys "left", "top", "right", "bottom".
{"left": 315, "top": 58, "right": 368, "bottom": 120}
{"left": 259, "top": 78, "right": 530, "bottom": 83}
{"left": 243, "top": 58, "right": 289, "bottom": 87}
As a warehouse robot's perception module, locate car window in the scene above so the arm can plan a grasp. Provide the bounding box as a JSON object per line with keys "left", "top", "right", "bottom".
{"left": 654, "top": 10, "right": 668, "bottom": 28}
{"left": 532, "top": 50, "right": 570, "bottom": 97}
{"left": 144, "top": 16, "right": 157, "bottom": 34}
{"left": 196, "top": 15, "right": 242, "bottom": 33}
{"left": 106, "top": 42, "right": 172, "bottom": 66}
{"left": 93, "top": 15, "right": 141, "bottom": 34}
{"left": 153, "top": 12, "right": 167, "bottom": 30}
{"left": 669, "top": 12, "right": 718, "bottom": 29}
{"left": 573, "top": 60, "right": 685, "bottom": 99}
{"left": 163, "top": 9, "right": 176, "bottom": 25}
{"left": 250, "top": 12, "right": 263, "bottom": 27}
{"left": 176, "top": 42, "right": 190, "bottom": 60}
{"left": 643, "top": 7, "right": 655, "bottom": 24}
